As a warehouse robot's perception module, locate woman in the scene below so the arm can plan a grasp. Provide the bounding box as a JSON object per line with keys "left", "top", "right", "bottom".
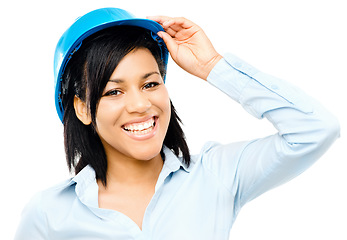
{"left": 15, "top": 7, "right": 340, "bottom": 240}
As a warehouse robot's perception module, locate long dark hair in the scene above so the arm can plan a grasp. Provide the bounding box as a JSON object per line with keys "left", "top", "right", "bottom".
{"left": 61, "top": 26, "right": 190, "bottom": 186}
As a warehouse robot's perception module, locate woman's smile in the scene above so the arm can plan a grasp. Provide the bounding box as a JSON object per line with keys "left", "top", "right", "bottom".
{"left": 122, "top": 116, "right": 158, "bottom": 139}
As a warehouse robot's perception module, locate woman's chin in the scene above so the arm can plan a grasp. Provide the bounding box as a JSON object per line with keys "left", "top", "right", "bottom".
{"left": 128, "top": 146, "right": 163, "bottom": 162}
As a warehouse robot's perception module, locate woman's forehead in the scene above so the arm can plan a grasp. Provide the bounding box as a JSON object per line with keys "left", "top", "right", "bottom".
{"left": 109, "top": 48, "right": 160, "bottom": 80}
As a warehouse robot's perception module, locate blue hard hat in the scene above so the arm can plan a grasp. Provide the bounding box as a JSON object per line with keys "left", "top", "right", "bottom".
{"left": 53, "top": 7, "right": 168, "bottom": 122}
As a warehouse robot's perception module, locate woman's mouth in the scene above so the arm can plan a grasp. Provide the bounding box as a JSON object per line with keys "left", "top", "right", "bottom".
{"left": 122, "top": 117, "right": 157, "bottom": 136}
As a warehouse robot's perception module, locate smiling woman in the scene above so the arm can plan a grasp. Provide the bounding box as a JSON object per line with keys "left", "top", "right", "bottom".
{"left": 14, "top": 7, "right": 340, "bottom": 240}
{"left": 63, "top": 25, "right": 190, "bottom": 186}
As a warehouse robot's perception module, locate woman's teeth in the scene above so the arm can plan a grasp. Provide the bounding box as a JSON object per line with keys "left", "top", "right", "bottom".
{"left": 123, "top": 118, "right": 155, "bottom": 133}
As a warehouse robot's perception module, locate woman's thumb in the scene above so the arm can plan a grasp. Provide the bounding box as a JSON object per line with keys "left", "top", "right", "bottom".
{"left": 158, "top": 31, "right": 178, "bottom": 59}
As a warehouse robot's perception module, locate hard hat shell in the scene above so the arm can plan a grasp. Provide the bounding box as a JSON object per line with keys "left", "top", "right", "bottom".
{"left": 54, "top": 7, "right": 168, "bottom": 122}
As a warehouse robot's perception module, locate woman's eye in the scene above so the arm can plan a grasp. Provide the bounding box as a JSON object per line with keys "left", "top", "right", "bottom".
{"left": 104, "top": 89, "right": 122, "bottom": 96}
{"left": 143, "top": 82, "right": 159, "bottom": 89}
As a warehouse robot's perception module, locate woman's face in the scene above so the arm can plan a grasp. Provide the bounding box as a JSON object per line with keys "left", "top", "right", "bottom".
{"left": 95, "top": 48, "right": 171, "bottom": 162}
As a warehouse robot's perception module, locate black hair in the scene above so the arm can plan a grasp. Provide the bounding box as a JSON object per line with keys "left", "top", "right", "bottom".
{"left": 62, "top": 26, "right": 190, "bottom": 186}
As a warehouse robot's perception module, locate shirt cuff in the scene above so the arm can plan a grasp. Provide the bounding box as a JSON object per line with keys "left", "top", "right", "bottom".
{"left": 207, "top": 53, "right": 257, "bottom": 103}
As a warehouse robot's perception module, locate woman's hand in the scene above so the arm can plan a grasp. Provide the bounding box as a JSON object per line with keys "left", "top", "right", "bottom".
{"left": 148, "top": 16, "right": 222, "bottom": 80}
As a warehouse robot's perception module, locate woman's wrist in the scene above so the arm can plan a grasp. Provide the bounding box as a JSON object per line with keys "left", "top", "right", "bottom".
{"left": 200, "top": 54, "right": 223, "bottom": 81}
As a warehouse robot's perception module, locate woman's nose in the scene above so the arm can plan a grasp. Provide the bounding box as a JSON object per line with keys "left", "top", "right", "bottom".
{"left": 125, "top": 90, "right": 151, "bottom": 113}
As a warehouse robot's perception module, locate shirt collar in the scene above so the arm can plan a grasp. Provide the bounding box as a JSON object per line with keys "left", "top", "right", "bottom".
{"left": 162, "top": 146, "right": 190, "bottom": 173}
{"left": 69, "top": 147, "right": 190, "bottom": 205}
{"left": 71, "top": 165, "right": 99, "bottom": 208}
{"left": 154, "top": 146, "right": 190, "bottom": 191}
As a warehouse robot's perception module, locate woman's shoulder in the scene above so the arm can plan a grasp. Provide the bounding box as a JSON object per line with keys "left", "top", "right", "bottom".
{"left": 188, "top": 140, "right": 253, "bottom": 172}
{"left": 29, "top": 178, "right": 76, "bottom": 209}
{"left": 15, "top": 178, "right": 79, "bottom": 239}
{"left": 43, "top": 178, "right": 76, "bottom": 197}
{"left": 196, "top": 140, "right": 252, "bottom": 160}
{"left": 37, "top": 165, "right": 95, "bottom": 202}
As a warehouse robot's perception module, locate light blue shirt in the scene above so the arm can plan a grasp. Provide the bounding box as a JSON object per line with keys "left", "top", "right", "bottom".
{"left": 15, "top": 53, "right": 340, "bottom": 240}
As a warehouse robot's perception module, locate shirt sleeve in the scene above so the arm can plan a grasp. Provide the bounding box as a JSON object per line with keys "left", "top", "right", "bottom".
{"left": 203, "top": 53, "right": 340, "bottom": 212}
{"left": 14, "top": 192, "right": 49, "bottom": 240}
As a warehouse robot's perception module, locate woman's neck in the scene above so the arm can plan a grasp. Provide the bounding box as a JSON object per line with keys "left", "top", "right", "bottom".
{"left": 102, "top": 152, "right": 164, "bottom": 188}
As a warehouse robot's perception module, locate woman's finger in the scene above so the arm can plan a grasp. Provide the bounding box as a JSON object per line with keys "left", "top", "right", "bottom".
{"left": 163, "top": 27, "right": 178, "bottom": 38}
{"left": 163, "top": 23, "right": 183, "bottom": 34}
{"left": 147, "top": 16, "right": 182, "bottom": 37}
{"left": 162, "top": 17, "right": 195, "bottom": 29}
{"left": 146, "top": 16, "right": 171, "bottom": 25}
{"left": 157, "top": 31, "right": 178, "bottom": 59}
{"left": 148, "top": 16, "right": 193, "bottom": 32}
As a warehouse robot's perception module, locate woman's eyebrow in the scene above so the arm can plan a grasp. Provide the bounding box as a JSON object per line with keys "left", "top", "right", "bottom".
{"left": 109, "top": 71, "right": 160, "bottom": 83}
{"left": 142, "top": 71, "right": 160, "bottom": 79}
{"left": 108, "top": 79, "right": 124, "bottom": 83}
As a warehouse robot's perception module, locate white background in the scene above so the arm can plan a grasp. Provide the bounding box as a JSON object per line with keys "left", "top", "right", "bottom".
{"left": 1, "top": 0, "right": 346, "bottom": 239}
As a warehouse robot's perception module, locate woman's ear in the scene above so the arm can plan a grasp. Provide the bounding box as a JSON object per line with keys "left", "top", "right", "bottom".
{"left": 74, "top": 96, "right": 92, "bottom": 125}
